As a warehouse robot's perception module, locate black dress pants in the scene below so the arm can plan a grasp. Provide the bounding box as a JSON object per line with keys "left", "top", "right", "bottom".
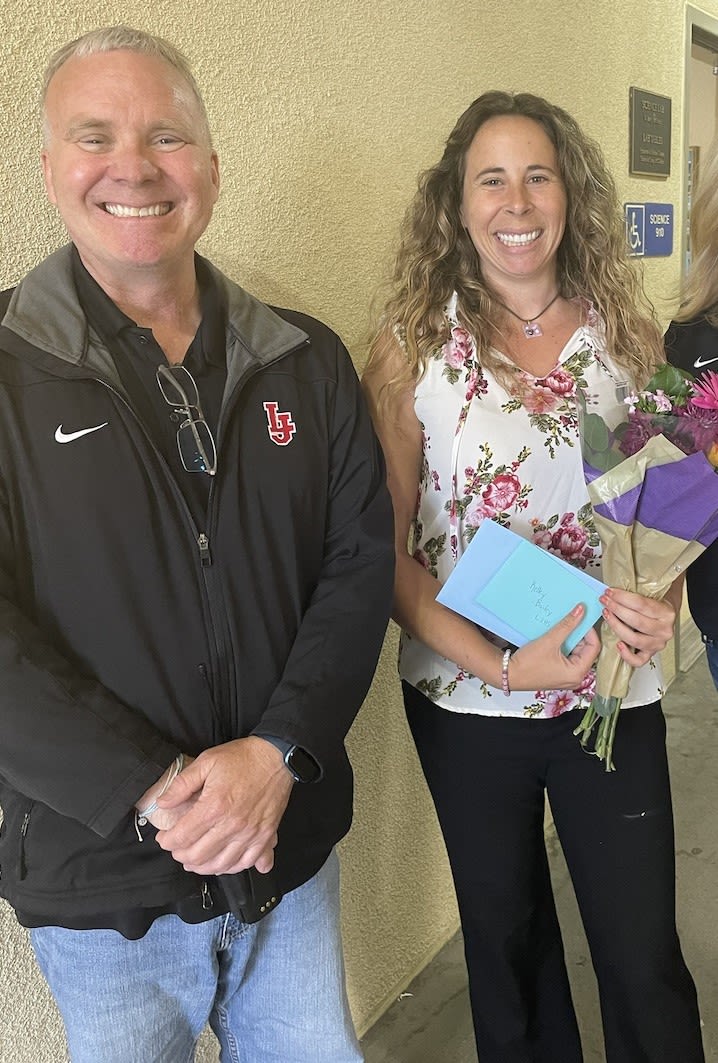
{"left": 404, "top": 683, "right": 704, "bottom": 1063}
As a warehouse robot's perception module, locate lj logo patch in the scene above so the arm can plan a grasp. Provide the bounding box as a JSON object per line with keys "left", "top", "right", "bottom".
{"left": 263, "top": 401, "right": 297, "bottom": 446}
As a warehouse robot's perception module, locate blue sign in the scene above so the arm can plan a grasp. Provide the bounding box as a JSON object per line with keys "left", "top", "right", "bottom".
{"left": 625, "top": 202, "right": 673, "bottom": 257}
{"left": 625, "top": 203, "right": 645, "bottom": 256}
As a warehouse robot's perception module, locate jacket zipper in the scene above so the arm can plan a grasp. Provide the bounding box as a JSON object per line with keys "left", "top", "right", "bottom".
{"left": 19, "top": 809, "right": 31, "bottom": 879}
{"left": 92, "top": 338, "right": 309, "bottom": 736}
{"left": 198, "top": 533, "right": 212, "bottom": 566}
{"left": 94, "top": 378, "right": 225, "bottom": 693}
{"left": 192, "top": 340, "right": 310, "bottom": 732}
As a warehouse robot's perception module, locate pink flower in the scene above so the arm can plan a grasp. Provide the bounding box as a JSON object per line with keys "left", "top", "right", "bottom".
{"left": 550, "top": 521, "right": 588, "bottom": 560}
{"left": 481, "top": 472, "right": 521, "bottom": 516}
{"left": 522, "top": 385, "right": 559, "bottom": 414}
{"left": 444, "top": 326, "right": 473, "bottom": 369}
{"left": 464, "top": 496, "right": 488, "bottom": 527}
{"left": 532, "top": 528, "right": 553, "bottom": 550}
{"left": 542, "top": 368, "right": 576, "bottom": 397}
{"left": 544, "top": 690, "right": 577, "bottom": 717}
{"left": 646, "top": 388, "right": 672, "bottom": 412}
{"left": 691, "top": 369, "right": 718, "bottom": 411}
{"left": 573, "top": 670, "right": 596, "bottom": 698}
{"left": 465, "top": 367, "right": 480, "bottom": 401}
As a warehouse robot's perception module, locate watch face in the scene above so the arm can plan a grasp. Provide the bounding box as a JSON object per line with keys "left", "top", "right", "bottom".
{"left": 286, "top": 745, "right": 320, "bottom": 783}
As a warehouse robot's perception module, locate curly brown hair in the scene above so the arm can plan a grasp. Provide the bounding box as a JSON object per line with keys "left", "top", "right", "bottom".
{"left": 366, "top": 91, "right": 662, "bottom": 402}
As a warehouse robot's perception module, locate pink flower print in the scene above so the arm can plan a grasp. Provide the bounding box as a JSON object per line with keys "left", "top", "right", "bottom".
{"left": 413, "top": 548, "right": 430, "bottom": 571}
{"left": 464, "top": 496, "right": 488, "bottom": 528}
{"left": 532, "top": 528, "right": 554, "bottom": 550}
{"left": 542, "top": 368, "right": 576, "bottom": 397}
{"left": 444, "top": 326, "right": 474, "bottom": 369}
{"left": 522, "top": 385, "right": 559, "bottom": 414}
{"left": 480, "top": 472, "right": 521, "bottom": 517}
{"left": 573, "top": 670, "right": 596, "bottom": 699}
{"left": 550, "top": 515, "right": 588, "bottom": 562}
{"left": 431, "top": 469, "right": 441, "bottom": 492}
{"left": 544, "top": 690, "right": 577, "bottom": 717}
{"left": 465, "top": 367, "right": 479, "bottom": 402}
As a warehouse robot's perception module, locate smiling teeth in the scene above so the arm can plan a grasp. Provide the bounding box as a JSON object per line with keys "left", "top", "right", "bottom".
{"left": 104, "top": 203, "right": 171, "bottom": 217}
{"left": 497, "top": 229, "right": 541, "bottom": 246}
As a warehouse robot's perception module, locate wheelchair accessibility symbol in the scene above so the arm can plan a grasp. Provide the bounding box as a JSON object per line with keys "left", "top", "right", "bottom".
{"left": 625, "top": 204, "right": 645, "bottom": 257}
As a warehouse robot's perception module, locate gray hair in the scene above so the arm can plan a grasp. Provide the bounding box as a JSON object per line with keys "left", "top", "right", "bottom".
{"left": 42, "top": 25, "right": 212, "bottom": 144}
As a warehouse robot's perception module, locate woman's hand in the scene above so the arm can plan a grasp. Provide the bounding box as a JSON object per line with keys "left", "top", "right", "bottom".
{"left": 599, "top": 587, "right": 676, "bottom": 668}
{"left": 510, "top": 604, "right": 601, "bottom": 692}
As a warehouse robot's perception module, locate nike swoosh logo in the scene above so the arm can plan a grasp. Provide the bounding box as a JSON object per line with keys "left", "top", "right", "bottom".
{"left": 54, "top": 422, "right": 109, "bottom": 443}
{"left": 694, "top": 355, "right": 718, "bottom": 369}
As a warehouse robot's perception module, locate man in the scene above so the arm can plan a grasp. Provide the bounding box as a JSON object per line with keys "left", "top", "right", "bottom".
{"left": 0, "top": 26, "right": 393, "bottom": 1062}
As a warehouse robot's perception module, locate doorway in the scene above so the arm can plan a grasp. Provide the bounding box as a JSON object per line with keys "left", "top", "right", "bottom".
{"left": 683, "top": 7, "right": 718, "bottom": 271}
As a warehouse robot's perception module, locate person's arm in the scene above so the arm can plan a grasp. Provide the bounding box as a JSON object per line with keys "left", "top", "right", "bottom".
{"left": 361, "top": 331, "right": 601, "bottom": 694}
{"left": 155, "top": 333, "right": 395, "bottom": 875}
{"left": 0, "top": 490, "right": 179, "bottom": 837}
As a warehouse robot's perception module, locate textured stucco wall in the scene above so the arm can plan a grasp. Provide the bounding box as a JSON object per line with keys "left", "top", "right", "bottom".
{"left": 1, "top": 1, "right": 715, "bottom": 1058}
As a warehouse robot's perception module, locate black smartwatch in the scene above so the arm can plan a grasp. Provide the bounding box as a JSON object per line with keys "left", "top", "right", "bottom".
{"left": 258, "top": 734, "right": 321, "bottom": 783}
{"left": 283, "top": 744, "right": 321, "bottom": 783}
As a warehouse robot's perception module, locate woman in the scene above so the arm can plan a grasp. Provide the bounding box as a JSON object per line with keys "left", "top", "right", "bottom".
{"left": 665, "top": 136, "right": 718, "bottom": 690}
{"left": 363, "top": 92, "right": 703, "bottom": 1063}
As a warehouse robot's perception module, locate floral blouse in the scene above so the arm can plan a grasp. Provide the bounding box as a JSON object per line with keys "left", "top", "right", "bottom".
{"left": 400, "top": 294, "right": 663, "bottom": 717}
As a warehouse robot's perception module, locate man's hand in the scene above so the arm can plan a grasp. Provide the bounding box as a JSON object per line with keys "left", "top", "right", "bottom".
{"left": 153, "top": 736, "right": 294, "bottom": 875}
{"left": 135, "top": 755, "right": 197, "bottom": 832}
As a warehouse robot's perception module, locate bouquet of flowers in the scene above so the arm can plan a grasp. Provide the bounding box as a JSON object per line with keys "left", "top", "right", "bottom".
{"left": 575, "top": 365, "right": 718, "bottom": 769}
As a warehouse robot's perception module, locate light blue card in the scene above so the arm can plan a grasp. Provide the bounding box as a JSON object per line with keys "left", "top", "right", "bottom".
{"left": 436, "top": 520, "right": 606, "bottom": 654}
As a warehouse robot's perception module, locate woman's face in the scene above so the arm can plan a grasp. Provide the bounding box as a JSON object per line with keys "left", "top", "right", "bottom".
{"left": 460, "top": 114, "right": 567, "bottom": 292}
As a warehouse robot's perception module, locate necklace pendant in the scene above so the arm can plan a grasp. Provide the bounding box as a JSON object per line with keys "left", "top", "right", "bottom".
{"left": 523, "top": 321, "right": 542, "bottom": 339}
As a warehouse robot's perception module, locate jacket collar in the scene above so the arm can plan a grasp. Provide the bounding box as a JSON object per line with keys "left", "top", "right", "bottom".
{"left": 1, "top": 244, "right": 308, "bottom": 381}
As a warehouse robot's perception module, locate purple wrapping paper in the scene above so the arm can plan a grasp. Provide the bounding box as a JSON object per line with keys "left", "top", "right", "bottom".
{"left": 593, "top": 450, "right": 718, "bottom": 548}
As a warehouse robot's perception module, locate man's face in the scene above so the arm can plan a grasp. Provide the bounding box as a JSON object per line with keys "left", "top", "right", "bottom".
{"left": 42, "top": 50, "right": 219, "bottom": 288}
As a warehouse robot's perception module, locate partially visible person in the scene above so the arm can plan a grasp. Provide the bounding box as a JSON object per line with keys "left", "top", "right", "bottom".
{"left": 665, "top": 136, "right": 718, "bottom": 690}
{"left": 0, "top": 25, "right": 393, "bottom": 1062}
{"left": 364, "top": 90, "right": 704, "bottom": 1062}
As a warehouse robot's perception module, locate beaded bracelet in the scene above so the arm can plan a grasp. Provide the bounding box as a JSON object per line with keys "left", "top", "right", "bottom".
{"left": 134, "top": 753, "right": 184, "bottom": 840}
{"left": 501, "top": 648, "right": 512, "bottom": 697}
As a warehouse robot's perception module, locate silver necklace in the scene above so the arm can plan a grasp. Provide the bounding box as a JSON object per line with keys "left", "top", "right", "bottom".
{"left": 496, "top": 291, "right": 561, "bottom": 338}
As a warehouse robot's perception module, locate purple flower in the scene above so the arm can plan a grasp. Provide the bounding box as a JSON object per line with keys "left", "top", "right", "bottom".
{"left": 619, "top": 412, "right": 663, "bottom": 457}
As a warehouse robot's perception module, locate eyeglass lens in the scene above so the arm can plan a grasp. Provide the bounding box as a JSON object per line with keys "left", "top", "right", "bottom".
{"left": 156, "top": 364, "right": 217, "bottom": 476}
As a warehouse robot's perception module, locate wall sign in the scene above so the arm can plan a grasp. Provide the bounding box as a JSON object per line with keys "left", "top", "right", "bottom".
{"left": 625, "top": 203, "right": 673, "bottom": 257}
{"left": 629, "top": 88, "right": 671, "bottom": 177}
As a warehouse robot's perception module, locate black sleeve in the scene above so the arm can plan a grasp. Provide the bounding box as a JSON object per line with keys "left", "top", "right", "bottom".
{"left": 665, "top": 317, "right": 718, "bottom": 374}
{"left": 0, "top": 488, "right": 178, "bottom": 837}
{"left": 252, "top": 336, "right": 395, "bottom": 767}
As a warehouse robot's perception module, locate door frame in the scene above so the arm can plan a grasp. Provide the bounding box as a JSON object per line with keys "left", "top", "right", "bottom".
{"left": 683, "top": 5, "right": 718, "bottom": 269}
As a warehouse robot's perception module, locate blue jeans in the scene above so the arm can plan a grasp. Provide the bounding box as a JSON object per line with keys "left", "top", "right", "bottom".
{"left": 31, "top": 850, "right": 362, "bottom": 1063}
{"left": 702, "top": 633, "right": 718, "bottom": 691}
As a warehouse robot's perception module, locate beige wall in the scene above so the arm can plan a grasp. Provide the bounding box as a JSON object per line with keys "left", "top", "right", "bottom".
{"left": 1, "top": 1, "right": 716, "bottom": 1058}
